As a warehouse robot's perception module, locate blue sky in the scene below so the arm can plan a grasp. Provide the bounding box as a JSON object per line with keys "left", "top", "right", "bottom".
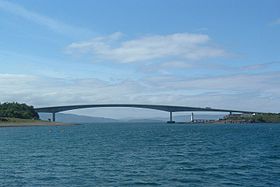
{"left": 0, "top": 0, "right": 280, "bottom": 118}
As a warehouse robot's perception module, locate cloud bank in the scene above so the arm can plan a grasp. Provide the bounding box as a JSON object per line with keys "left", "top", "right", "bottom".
{"left": 272, "top": 18, "right": 280, "bottom": 25}
{"left": 66, "top": 32, "right": 227, "bottom": 63}
{"left": 1, "top": 73, "right": 279, "bottom": 114}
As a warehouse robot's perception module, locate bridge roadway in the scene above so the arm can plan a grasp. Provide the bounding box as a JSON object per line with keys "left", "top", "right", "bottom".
{"left": 35, "top": 104, "right": 257, "bottom": 123}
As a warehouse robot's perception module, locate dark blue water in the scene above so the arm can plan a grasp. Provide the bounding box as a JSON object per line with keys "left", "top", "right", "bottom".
{"left": 0, "top": 123, "right": 280, "bottom": 186}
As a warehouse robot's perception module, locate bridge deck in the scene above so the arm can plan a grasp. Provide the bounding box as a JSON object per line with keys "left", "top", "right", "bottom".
{"left": 35, "top": 104, "right": 256, "bottom": 114}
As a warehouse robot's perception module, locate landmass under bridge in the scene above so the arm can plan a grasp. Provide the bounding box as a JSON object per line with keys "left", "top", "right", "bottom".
{"left": 34, "top": 104, "right": 259, "bottom": 123}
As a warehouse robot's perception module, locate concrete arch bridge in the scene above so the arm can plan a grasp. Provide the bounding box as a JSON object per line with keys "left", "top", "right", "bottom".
{"left": 35, "top": 104, "right": 258, "bottom": 123}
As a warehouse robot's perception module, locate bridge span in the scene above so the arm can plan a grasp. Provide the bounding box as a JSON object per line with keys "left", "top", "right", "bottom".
{"left": 35, "top": 104, "right": 258, "bottom": 123}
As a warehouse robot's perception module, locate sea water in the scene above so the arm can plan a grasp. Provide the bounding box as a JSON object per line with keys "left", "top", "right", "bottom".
{"left": 0, "top": 123, "right": 279, "bottom": 186}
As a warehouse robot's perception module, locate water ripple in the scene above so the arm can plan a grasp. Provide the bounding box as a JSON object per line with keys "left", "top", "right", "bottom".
{"left": 0, "top": 123, "right": 279, "bottom": 186}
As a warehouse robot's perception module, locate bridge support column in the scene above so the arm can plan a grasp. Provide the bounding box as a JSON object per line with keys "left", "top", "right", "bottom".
{"left": 52, "top": 112, "right": 56, "bottom": 122}
{"left": 167, "top": 112, "right": 175, "bottom": 123}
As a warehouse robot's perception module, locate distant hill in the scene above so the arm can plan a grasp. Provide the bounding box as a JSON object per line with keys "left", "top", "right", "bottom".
{"left": 39, "top": 113, "right": 118, "bottom": 123}
{"left": 121, "top": 114, "right": 224, "bottom": 122}
{"left": 172, "top": 114, "right": 224, "bottom": 122}
{"left": 39, "top": 113, "right": 225, "bottom": 123}
{"left": 124, "top": 119, "right": 164, "bottom": 123}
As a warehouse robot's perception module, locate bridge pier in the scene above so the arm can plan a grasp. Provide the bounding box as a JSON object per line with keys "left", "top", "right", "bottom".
{"left": 52, "top": 112, "right": 56, "bottom": 122}
{"left": 167, "top": 112, "right": 175, "bottom": 123}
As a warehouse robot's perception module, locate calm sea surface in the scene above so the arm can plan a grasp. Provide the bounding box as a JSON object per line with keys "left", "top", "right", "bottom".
{"left": 0, "top": 123, "right": 280, "bottom": 186}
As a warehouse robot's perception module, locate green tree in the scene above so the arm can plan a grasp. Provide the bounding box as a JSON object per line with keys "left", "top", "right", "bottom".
{"left": 0, "top": 102, "right": 39, "bottom": 119}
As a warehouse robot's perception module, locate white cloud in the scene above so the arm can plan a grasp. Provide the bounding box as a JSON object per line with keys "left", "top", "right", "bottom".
{"left": 271, "top": 18, "right": 280, "bottom": 25}
{"left": 0, "top": 0, "right": 90, "bottom": 35}
{"left": 160, "top": 61, "right": 195, "bottom": 69}
{"left": 144, "top": 72, "right": 280, "bottom": 93}
{"left": 1, "top": 72, "right": 280, "bottom": 116}
{"left": 66, "top": 32, "right": 228, "bottom": 63}
{"left": 241, "top": 61, "right": 280, "bottom": 70}
{"left": 0, "top": 74, "right": 148, "bottom": 107}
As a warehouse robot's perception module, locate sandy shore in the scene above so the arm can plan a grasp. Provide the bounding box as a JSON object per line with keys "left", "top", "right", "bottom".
{"left": 0, "top": 121, "right": 75, "bottom": 128}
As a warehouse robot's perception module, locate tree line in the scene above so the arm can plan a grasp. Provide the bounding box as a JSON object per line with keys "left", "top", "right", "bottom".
{"left": 0, "top": 102, "right": 39, "bottom": 119}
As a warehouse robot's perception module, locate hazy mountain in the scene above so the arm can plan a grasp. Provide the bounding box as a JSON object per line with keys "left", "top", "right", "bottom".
{"left": 124, "top": 119, "right": 164, "bottom": 123}
{"left": 39, "top": 113, "right": 225, "bottom": 123}
{"left": 122, "top": 114, "right": 225, "bottom": 122}
{"left": 39, "top": 113, "right": 118, "bottom": 123}
{"left": 172, "top": 114, "right": 224, "bottom": 122}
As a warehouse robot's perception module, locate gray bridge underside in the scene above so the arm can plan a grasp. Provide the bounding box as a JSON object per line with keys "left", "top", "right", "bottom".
{"left": 35, "top": 104, "right": 258, "bottom": 122}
